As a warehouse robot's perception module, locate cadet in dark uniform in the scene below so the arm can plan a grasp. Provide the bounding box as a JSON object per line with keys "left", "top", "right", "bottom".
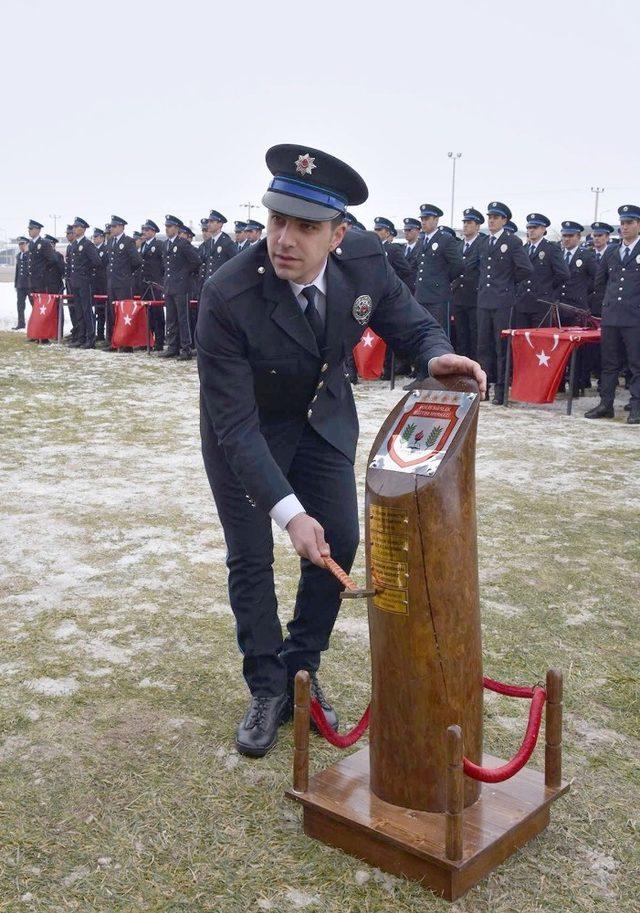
{"left": 586, "top": 204, "right": 640, "bottom": 424}
{"left": 197, "top": 218, "right": 212, "bottom": 297}
{"left": 140, "top": 219, "right": 165, "bottom": 351}
{"left": 373, "top": 217, "right": 414, "bottom": 288}
{"left": 196, "top": 143, "right": 486, "bottom": 757}
{"left": 67, "top": 217, "right": 102, "bottom": 348}
{"left": 589, "top": 221, "right": 615, "bottom": 315}
{"left": 159, "top": 215, "right": 201, "bottom": 360}
{"left": 26, "top": 219, "right": 56, "bottom": 293}
{"left": 13, "top": 237, "right": 30, "bottom": 329}
{"left": 504, "top": 220, "right": 518, "bottom": 234}
{"left": 132, "top": 232, "right": 144, "bottom": 297}
{"left": 477, "top": 202, "right": 533, "bottom": 403}
{"left": 514, "top": 213, "right": 570, "bottom": 328}
{"left": 201, "top": 210, "right": 237, "bottom": 284}
{"left": 414, "top": 203, "right": 463, "bottom": 335}
{"left": 104, "top": 216, "right": 141, "bottom": 348}
{"left": 234, "top": 220, "right": 248, "bottom": 250}
{"left": 451, "top": 207, "right": 486, "bottom": 360}
{"left": 557, "top": 221, "right": 596, "bottom": 312}
{"left": 91, "top": 228, "right": 108, "bottom": 341}
{"left": 44, "top": 235, "right": 65, "bottom": 296}
{"left": 244, "top": 220, "right": 265, "bottom": 245}
{"left": 402, "top": 217, "right": 422, "bottom": 294}
{"left": 62, "top": 225, "right": 77, "bottom": 342}
{"left": 179, "top": 224, "right": 200, "bottom": 343}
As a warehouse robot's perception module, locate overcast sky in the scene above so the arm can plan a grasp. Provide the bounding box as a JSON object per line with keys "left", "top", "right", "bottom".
{"left": 2, "top": 0, "right": 637, "bottom": 241}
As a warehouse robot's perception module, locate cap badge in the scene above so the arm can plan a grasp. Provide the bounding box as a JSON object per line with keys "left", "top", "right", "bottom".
{"left": 352, "top": 294, "right": 373, "bottom": 326}
{"left": 623, "top": 206, "right": 629, "bottom": 211}
{"left": 528, "top": 214, "right": 534, "bottom": 220}
{"left": 500, "top": 243, "right": 508, "bottom": 253}
{"left": 490, "top": 202, "right": 496, "bottom": 208}
{"left": 295, "top": 153, "right": 316, "bottom": 176}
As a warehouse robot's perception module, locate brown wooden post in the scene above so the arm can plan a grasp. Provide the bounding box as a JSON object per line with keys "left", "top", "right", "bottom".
{"left": 545, "top": 668, "right": 563, "bottom": 788}
{"left": 445, "top": 725, "right": 464, "bottom": 861}
{"left": 293, "top": 670, "right": 311, "bottom": 793}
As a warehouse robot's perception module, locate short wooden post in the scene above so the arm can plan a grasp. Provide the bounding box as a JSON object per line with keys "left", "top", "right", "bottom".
{"left": 293, "top": 670, "right": 311, "bottom": 793}
{"left": 445, "top": 725, "right": 464, "bottom": 861}
{"left": 545, "top": 668, "right": 563, "bottom": 788}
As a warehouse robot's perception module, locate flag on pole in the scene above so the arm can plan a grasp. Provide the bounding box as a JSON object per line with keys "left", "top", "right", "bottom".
{"left": 353, "top": 328, "right": 386, "bottom": 380}
{"left": 111, "top": 300, "right": 151, "bottom": 348}
{"left": 509, "top": 330, "right": 575, "bottom": 403}
{"left": 26, "top": 293, "right": 58, "bottom": 340}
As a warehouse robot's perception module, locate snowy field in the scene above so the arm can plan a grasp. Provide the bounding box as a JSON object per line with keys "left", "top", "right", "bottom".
{"left": 0, "top": 330, "right": 638, "bottom": 911}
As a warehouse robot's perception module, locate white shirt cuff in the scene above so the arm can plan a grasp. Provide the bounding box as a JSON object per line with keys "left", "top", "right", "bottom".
{"left": 270, "top": 494, "right": 305, "bottom": 530}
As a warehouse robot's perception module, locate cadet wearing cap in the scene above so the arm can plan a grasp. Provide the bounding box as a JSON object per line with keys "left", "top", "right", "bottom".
{"left": 234, "top": 220, "right": 249, "bottom": 251}
{"left": 139, "top": 220, "right": 165, "bottom": 352}
{"left": 514, "top": 213, "right": 570, "bottom": 329}
{"left": 67, "top": 217, "right": 102, "bottom": 348}
{"left": 201, "top": 211, "right": 237, "bottom": 284}
{"left": 586, "top": 204, "right": 640, "bottom": 424}
{"left": 160, "top": 215, "right": 201, "bottom": 360}
{"left": 12, "top": 237, "right": 30, "bottom": 330}
{"left": 91, "top": 228, "right": 109, "bottom": 342}
{"left": 373, "top": 217, "right": 414, "bottom": 289}
{"left": 244, "top": 220, "right": 265, "bottom": 244}
{"left": 588, "top": 222, "right": 615, "bottom": 317}
{"left": 104, "top": 216, "right": 142, "bottom": 349}
{"left": 402, "top": 218, "right": 422, "bottom": 294}
{"left": 26, "top": 219, "right": 56, "bottom": 294}
{"left": 44, "top": 235, "right": 65, "bottom": 300}
{"left": 451, "top": 207, "right": 486, "bottom": 361}
{"left": 504, "top": 220, "right": 518, "bottom": 234}
{"left": 556, "top": 221, "right": 596, "bottom": 312}
{"left": 196, "top": 143, "right": 485, "bottom": 758}
{"left": 414, "top": 203, "right": 463, "bottom": 335}
{"left": 477, "top": 202, "right": 533, "bottom": 403}
{"left": 63, "top": 225, "right": 77, "bottom": 342}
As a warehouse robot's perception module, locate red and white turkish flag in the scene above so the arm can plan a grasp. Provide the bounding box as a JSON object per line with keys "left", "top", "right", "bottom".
{"left": 353, "top": 328, "right": 386, "bottom": 380}
{"left": 26, "top": 293, "right": 58, "bottom": 340}
{"left": 112, "top": 300, "right": 151, "bottom": 348}
{"left": 510, "top": 330, "right": 574, "bottom": 403}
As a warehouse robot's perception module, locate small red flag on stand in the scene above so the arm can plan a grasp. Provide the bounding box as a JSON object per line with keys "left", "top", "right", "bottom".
{"left": 112, "top": 300, "right": 151, "bottom": 348}
{"left": 510, "top": 330, "right": 575, "bottom": 403}
{"left": 26, "top": 294, "right": 58, "bottom": 340}
{"left": 353, "top": 328, "right": 386, "bottom": 380}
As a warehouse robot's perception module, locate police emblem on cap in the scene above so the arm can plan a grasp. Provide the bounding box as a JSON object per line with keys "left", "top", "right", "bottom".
{"left": 352, "top": 294, "right": 373, "bottom": 325}
{"left": 490, "top": 202, "right": 497, "bottom": 208}
{"left": 623, "top": 206, "right": 629, "bottom": 211}
{"left": 576, "top": 259, "right": 583, "bottom": 267}
{"left": 528, "top": 213, "right": 534, "bottom": 220}
{"left": 432, "top": 242, "right": 438, "bottom": 251}
{"left": 501, "top": 243, "right": 508, "bottom": 253}
{"left": 294, "top": 153, "right": 316, "bottom": 176}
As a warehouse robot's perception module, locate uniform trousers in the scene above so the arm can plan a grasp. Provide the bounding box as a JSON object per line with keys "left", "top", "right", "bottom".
{"left": 452, "top": 304, "right": 477, "bottom": 360}
{"left": 143, "top": 284, "right": 165, "bottom": 350}
{"left": 165, "top": 291, "right": 192, "bottom": 352}
{"left": 424, "top": 301, "right": 451, "bottom": 338}
{"left": 15, "top": 288, "right": 28, "bottom": 327}
{"left": 478, "top": 307, "right": 512, "bottom": 391}
{"left": 201, "top": 419, "right": 360, "bottom": 696}
{"left": 600, "top": 325, "right": 640, "bottom": 406}
{"left": 69, "top": 279, "right": 94, "bottom": 344}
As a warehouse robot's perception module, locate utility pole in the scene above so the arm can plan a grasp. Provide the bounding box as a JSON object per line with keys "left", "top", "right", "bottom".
{"left": 447, "top": 154, "right": 462, "bottom": 227}
{"left": 240, "top": 202, "right": 260, "bottom": 222}
{"left": 49, "top": 213, "right": 61, "bottom": 237}
{"left": 591, "top": 187, "right": 604, "bottom": 222}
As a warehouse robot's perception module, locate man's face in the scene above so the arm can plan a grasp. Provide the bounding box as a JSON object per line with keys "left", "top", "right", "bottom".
{"left": 109, "top": 225, "right": 122, "bottom": 238}
{"left": 141, "top": 227, "right": 155, "bottom": 242}
{"left": 592, "top": 233, "right": 609, "bottom": 251}
{"left": 66, "top": 231, "right": 75, "bottom": 242}
{"left": 562, "top": 232, "right": 580, "bottom": 250}
{"left": 246, "top": 228, "right": 261, "bottom": 243}
{"left": 207, "top": 219, "right": 223, "bottom": 235}
{"left": 28, "top": 226, "right": 39, "bottom": 239}
{"left": 235, "top": 230, "right": 246, "bottom": 243}
{"left": 487, "top": 214, "right": 507, "bottom": 233}
{"left": 92, "top": 235, "right": 103, "bottom": 246}
{"left": 526, "top": 225, "right": 545, "bottom": 243}
{"left": 403, "top": 227, "right": 419, "bottom": 244}
{"left": 620, "top": 218, "right": 640, "bottom": 243}
{"left": 165, "top": 224, "right": 179, "bottom": 239}
{"left": 420, "top": 215, "right": 439, "bottom": 234}
{"left": 73, "top": 226, "right": 85, "bottom": 239}
{"left": 374, "top": 227, "right": 391, "bottom": 242}
{"left": 267, "top": 211, "right": 346, "bottom": 285}
{"left": 19, "top": 241, "right": 28, "bottom": 253}
{"left": 462, "top": 220, "right": 479, "bottom": 239}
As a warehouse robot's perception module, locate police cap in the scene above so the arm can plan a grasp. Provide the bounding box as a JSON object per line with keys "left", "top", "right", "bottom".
{"left": 45, "top": 234, "right": 58, "bottom": 243}
{"left": 419, "top": 203, "right": 444, "bottom": 218}
{"left": 109, "top": 215, "right": 127, "bottom": 227}
{"left": 208, "top": 210, "right": 227, "bottom": 224}
{"left": 561, "top": 220, "right": 583, "bottom": 234}
{"left": 403, "top": 217, "right": 421, "bottom": 229}
{"left": 73, "top": 216, "right": 90, "bottom": 230}
{"left": 244, "top": 220, "right": 265, "bottom": 232}
{"left": 234, "top": 220, "right": 248, "bottom": 231}
{"left": 164, "top": 214, "right": 184, "bottom": 227}
{"left": 28, "top": 219, "right": 44, "bottom": 230}
{"left": 462, "top": 207, "right": 484, "bottom": 224}
{"left": 591, "top": 221, "right": 614, "bottom": 234}
{"left": 373, "top": 216, "right": 395, "bottom": 232}
{"left": 142, "top": 219, "right": 160, "bottom": 233}
{"left": 487, "top": 201, "right": 512, "bottom": 220}
{"left": 526, "top": 212, "right": 550, "bottom": 228}
{"left": 618, "top": 204, "right": 640, "bottom": 220}
{"left": 505, "top": 220, "right": 518, "bottom": 233}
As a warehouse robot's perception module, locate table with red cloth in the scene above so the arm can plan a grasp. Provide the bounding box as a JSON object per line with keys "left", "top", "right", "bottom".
{"left": 501, "top": 326, "right": 601, "bottom": 414}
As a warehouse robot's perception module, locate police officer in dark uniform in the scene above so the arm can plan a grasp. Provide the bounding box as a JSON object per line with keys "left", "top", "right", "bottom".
{"left": 557, "top": 221, "right": 596, "bottom": 312}
{"left": 44, "top": 235, "right": 65, "bottom": 296}
{"left": 234, "top": 220, "right": 249, "bottom": 250}
{"left": 504, "top": 220, "right": 518, "bottom": 234}
{"left": 451, "top": 207, "right": 486, "bottom": 360}
{"left": 13, "top": 237, "right": 30, "bottom": 330}
{"left": 402, "top": 217, "right": 422, "bottom": 294}
{"left": 196, "top": 143, "right": 486, "bottom": 757}
{"left": 373, "top": 217, "right": 414, "bottom": 288}
{"left": 132, "top": 232, "right": 144, "bottom": 297}
{"left": 588, "top": 222, "right": 615, "bottom": 317}
{"left": 67, "top": 217, "right": 102, "bottom": 348}
{"left": 414, "top": 203, "right": 463, "bottom": 335}
{"left": 104, "top": 216, "right": 142, "bottom": 349}
{"left": 179, "top": 224, "right": 200, "bottom": 343}
{"left": 140, "top": 219, "right": 165, "bottom": 352}
{"left": 26, "top": 219, "right": 56, "bottom": 293}
{"left": 244, "top": 220, "right": 265, "bottom": 245}
{"left": 159, "top": 215, "right": 201, "bottom": 360}
{"left": 477, "top": 202, "right": 533, "bottom": 403}
{"left": 201, "top": 210, "right": 237, "bottom": 284}
{"left": 62, "top": 225, "right": 77, "bottom": 342}
{"left": 91, "top": 228, "right": 108, "bottom": 341}
{"left": 514, "top": 213, "right": 570, "bottom": 328}
{"left": 585, "top": 204, "right": 640, "bottom": 424}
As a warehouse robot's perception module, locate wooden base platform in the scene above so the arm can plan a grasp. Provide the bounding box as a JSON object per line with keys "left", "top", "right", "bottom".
{"left": 286, "top": 747, "right": 569, "bottom": 901}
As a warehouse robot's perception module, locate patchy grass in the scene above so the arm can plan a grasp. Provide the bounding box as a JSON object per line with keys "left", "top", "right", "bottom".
{"left": 0, "top": 330, "right": 638, "bottom": 912}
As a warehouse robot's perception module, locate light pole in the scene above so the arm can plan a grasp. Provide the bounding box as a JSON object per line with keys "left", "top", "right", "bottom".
{"left": 240, "top": 202, "right": 261, "bottom": 222}
{"left": 49, "top": 213, "right": 61, "bottom": 237}
{"left": 447, "top": 153, "right": 462, "bottom": 226}
{"left": 590, "top": 187, "right": 604, "bottom": 222}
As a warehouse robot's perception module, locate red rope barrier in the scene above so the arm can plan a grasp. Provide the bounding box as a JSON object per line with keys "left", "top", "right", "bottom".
{"left": 463, "top": 686, "right": 546, "bottom": 783}
{"left": 310, "top": 699, "right": 370, "bottom": 748}
{"left": 483, "top": 676, "right": 536, "bottom": 699}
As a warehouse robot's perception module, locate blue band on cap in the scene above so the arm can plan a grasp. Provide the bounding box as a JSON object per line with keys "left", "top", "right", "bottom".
{"left": 269, "top": 176, "right": 347, "bottom": 211}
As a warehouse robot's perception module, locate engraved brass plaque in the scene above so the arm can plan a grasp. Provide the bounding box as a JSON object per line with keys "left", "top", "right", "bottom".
{"left": 370, "top": 505, "right": 409, "bottom": 615}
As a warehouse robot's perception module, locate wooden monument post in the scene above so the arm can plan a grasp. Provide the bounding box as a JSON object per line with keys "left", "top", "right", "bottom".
{"left": 287, "top": 376, "right": 568, "bottom": 901}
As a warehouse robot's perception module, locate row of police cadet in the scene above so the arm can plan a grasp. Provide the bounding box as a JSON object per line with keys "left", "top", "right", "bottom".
{"left": 14, "top": 214, "right": 266, "bottom": 359}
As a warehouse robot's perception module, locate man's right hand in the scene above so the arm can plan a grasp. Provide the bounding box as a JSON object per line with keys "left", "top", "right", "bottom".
{"left": 286, "top": 513, "right": 330, "bottom": 567}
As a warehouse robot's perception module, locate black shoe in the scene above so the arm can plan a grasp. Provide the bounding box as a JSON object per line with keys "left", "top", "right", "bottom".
{"left": 117, "top": 346, "right": 134, "bottom": 353}
{"left": 153, "top": 344, "right": 164, "bottom": 352}
{"left": 156, "top": 349, "right": 179, "bottom": 359}
{"left": 624, "top": 403, "right": 631, "bottom": 412}
{"left": 491, "top": 395, "right": 504, "bottom": 405}
{"left": 96, "top": 334, "right": 105, "bottom": 342}
{"left": 235, "top": 693, "right": 291, "bottom": 758}
{"left": 68, "top": 339, "right": 85, "bottom": 348}
{"left": 81, "top": 341, "right": 95, "bottom": 349}
{"left": 584, "top": 403, "right": 614, "bottom": 419}
{"left": 288, "top": 672, "right": 339, "bottom": 733}
{"left": 627, "top": 407, "right": 640, "bottom": 425}
{"left": 38, "top": 339, "right": 51, "bottom": 345}
{"left": 11, "top": 324, "right": 25, "bottom": 331}
{"left": 177, "top": 349, "right": 192, "bottom": 361}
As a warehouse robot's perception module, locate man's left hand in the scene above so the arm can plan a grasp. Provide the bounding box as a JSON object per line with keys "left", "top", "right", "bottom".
{"left": 429, "top": 353, "right": 487, "bottom": 398}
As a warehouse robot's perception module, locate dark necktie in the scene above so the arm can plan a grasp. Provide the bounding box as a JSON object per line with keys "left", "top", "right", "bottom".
{"left": 489, "top": 236, "right": 496, "bottom": 248}
{"left": 622, "top": 247, "right": 631, "bottom": 264}
{"left": 301, "top": 285, "right": 324, "bottom": 348}
{"left": 405, "top": 245, "right": 411, "bottom": 259}
{"left": 530, "top": 244, "right": 535, "bottom": 256}
{"left": 463, "top": 242, "right": 470, "bottom": 255}
{"left": 565, "top": 251, "right": 571, "bottom": 264}
{"left": 596, "top": 252, "right": 601, "bottom": 263}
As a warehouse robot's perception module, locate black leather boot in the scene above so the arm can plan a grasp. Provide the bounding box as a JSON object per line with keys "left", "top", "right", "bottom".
{"left": 235, "top": 693, "right": 291, "bottom": 758}
{"left": 584, "top": 402, "right": 614, "bottom": 419}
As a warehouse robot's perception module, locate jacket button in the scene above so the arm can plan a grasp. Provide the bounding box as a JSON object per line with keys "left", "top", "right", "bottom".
{"left": 307, "top": 409, "right": 313, "bottom": 418}
{"left": 311, "top": 395, "right": 318, "bottom": 403}
{"left": 317, "top": 380, "right": 324, "bottom": 390}
{"left": 618, "top": 297, "right": 622, "bottom": 301}
{"left": 321, "top": 363, "right": 328, "bottom": 372}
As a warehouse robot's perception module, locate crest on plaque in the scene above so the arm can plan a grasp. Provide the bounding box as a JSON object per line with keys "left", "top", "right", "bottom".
{"left": 352, "top": 294, "right": 373, "bottom": 325}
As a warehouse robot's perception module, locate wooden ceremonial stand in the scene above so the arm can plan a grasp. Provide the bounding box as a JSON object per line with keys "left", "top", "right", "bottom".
{"left": 286, "top": 376, "right": 569, "bottom": 901}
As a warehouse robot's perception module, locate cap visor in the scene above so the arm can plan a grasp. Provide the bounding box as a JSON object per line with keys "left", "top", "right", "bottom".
{"left": 262, "top": 190, "right": 342, "bottom": 222}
